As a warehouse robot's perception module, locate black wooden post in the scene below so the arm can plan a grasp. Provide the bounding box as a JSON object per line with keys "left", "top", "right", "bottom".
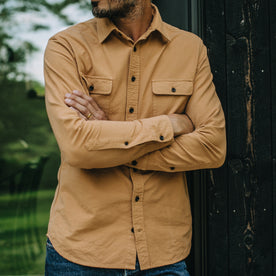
{"left": 270, "top": 0, "right": 276, "bottom": 273}
{"left": 203, "top": 0, "right": 229, "bottom": 274}
{"left": 204, "top": 0, "right": 275, "bottom": 275}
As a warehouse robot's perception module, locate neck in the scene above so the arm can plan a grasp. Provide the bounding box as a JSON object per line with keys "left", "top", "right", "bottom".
{"left": 112, "top": 2, "right": 153, "bottom": 42}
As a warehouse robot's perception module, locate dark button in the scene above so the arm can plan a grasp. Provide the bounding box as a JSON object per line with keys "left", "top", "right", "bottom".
{"left": 135, "top": 196, "right": 140, "bottom": 202}
{"left": 125, "top": 141, "right": 129, "bottom": 146}
{"left": 131, "top": 227, "right": 134, "bottom": 233}
{"left": 171, "top": 87, "right": 176, "bottom": 93}
{"left": 89, "top": 85, "right": 94, "bottom": 92}
{"left": 133, "top": 46, "right": 137, "bottom": 52}
{"left": 170, "top": 167, "right": 175, "bottom": 171}
{"left": 131, "top": 76, "right": 136, "bottom": 82}
{"left": 132, "top": 160, "right": 137, "bottom": 166}
{"left": 129, "top": 107, "right": 134, "bottom": 113}
{"left": 160, "top": 135, "right": 164, "bottom": 141}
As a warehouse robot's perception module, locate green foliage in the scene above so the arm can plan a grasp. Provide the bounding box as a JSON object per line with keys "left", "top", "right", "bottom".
{"left": 0, "top": 80, "right": 57, "bottom": 163}
{"left": 28, "top": 80, "right": 45, "bottom": 96}
{"left": 0, "top": 79, "right": 60, "bottom": 192}
{"left": 0, "top": 0, "right": 90, "bottom": 80}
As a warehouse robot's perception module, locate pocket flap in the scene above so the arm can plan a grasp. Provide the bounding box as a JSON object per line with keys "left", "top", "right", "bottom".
{"left": 152, "top": 80, "right": 193, "bottom": 96}
{"left": 82, "top": 75, "right": 112, "bottom": 95}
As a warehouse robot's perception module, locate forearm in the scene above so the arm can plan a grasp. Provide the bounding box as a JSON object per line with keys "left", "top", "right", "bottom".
{"left": 46, "top": 100, "right": 174, "bottom": 169}
{"left": 127, "top": 115, "right": 226, "bottom": 172}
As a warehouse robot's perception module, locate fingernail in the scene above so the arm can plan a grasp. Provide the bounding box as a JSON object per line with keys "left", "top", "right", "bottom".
{"left": 73, "top": 90, "right": 79, "bottom": 94}
{"left": 65, "top": 98, "right": 71, "bottom": 103}
{"left": 65, "top": 93, "right": 71, "bottom": 97}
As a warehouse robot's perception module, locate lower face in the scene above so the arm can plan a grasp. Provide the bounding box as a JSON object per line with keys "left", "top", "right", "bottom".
{"left": 91, "top": 0, "right": 138, "bottom": 19}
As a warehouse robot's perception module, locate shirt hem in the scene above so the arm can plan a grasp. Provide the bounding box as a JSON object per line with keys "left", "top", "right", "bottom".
{"left": 47, "top": 233, "right": 191, "bottom": 270}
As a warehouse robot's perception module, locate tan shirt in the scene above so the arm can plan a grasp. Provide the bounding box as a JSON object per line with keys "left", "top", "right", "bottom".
{"left": 44, "top": 5, "right": 226, "bottom": 270}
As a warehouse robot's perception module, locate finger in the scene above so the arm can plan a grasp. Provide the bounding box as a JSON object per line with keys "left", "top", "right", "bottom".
{"left": 72, "top": 90, "right": 106, "bottom": 116}
{"left": 67, "top": 91, "right": 100, "bottom": 117}
{"left": 65, "top": 92, "right": 88, "bottom": 107}
{"left": 66, "top": 90, "right": 108, "bottom": 120}
{"left": 73, "top": 90, "right": 108, "bottom": 120}
{"left": 65, "top": 92, "right": 96, "bottom": 119}
{"left": 65, "top": 98, "right": 92, "bottom": 119}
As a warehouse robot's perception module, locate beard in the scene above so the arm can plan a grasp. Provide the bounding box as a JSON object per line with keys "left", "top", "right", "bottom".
{"left": 91, "top": 0, "right": 137, "bottom": 19}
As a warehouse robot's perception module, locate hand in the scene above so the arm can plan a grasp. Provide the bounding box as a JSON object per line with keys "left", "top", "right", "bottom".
{"left": 64, "top": 90, "right": 108, "bottom": 120}
{"left": 168, "top": 114, "right": 194, "bottom": 136}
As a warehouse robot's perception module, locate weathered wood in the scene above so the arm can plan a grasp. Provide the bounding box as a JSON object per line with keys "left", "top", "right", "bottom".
{"left": 270, "top": 0, "right": 276, "bottom": 274}
{"left": 251, "top": 0, "right": 273, "bottom": 275}
{"left": 224, "top": 0, "right": 273, "bottom": 275}
{"left": 203, "top": 0, "right": 229, "bottom": 275}
{"left": 225, "top": 0, "right": 251, "bottom": 273}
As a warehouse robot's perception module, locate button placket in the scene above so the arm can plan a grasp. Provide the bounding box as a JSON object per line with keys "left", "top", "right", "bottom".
{"left": 130, "top": 171, "right": 149, "bottom": 266}
{"left": 126, "top": 46, "right": 140, "bottom": 121}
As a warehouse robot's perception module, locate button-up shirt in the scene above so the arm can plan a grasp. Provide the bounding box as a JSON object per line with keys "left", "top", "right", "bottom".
{"left": 44, "top": 4, "right": 226, "bottom": 270}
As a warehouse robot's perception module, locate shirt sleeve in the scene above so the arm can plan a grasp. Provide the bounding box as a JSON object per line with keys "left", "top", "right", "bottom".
{"left": 127, "top": 42, "right": 226, "bottom": 172}
{"left": 44, "top": 36, "right": 174, "bottom": 169}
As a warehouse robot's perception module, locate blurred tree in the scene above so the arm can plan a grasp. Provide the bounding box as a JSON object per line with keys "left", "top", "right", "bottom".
{"left": 0, "top": 0, "right": 90, "bottom": 80}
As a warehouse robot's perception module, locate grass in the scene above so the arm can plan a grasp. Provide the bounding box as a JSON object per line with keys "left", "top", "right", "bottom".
{"left": 0, "top": 80, "right": 59, "bottom": 274}
{"left": 0, "top": 189, "right": 55, "bottom": 275}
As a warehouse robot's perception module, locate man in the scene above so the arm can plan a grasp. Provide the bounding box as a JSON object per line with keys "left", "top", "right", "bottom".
{"left": 44, "top": 0, "right": 226, "bottom": 275}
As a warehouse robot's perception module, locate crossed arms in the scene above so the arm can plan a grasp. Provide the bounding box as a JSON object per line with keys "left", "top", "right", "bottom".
{"left": 44, "top": 37, "right": 226, "bottom": 172}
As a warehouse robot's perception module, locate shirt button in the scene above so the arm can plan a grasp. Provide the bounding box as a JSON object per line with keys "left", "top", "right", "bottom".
{"left": 89, "top": 85, "right": 94, "bottom": 92}
{"left": 170, "top": 167, "right": 175, "bottom": 171}
{"left": 129, "top": 107, "right": 134, "bottom": 113}
{"left": 135, "top": 196, "right": 140, "bottom": 202}
{"left": 125, "top": 141, "right": 129, "bottom": 146}
{"left": 132, "top": 160, "right": 137, "bottom": 166}
{"left": 131, "top": 227, "right": 134, "bottom": 233}
{"left": 160, "top": 135, "right": 164, "bottom": 141}
{"left": 133, "top": 46, "right": 137, "bottom": 52}
{"left": 171, "top": 87, "right": 176, "bottom": 93}
{"left": 131, "top": 76, "right": 136, "bottom": 82}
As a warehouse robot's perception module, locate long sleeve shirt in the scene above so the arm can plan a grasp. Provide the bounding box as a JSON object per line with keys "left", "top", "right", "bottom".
{"left": 44, "top": 4, "right": 226, "bottom": 271}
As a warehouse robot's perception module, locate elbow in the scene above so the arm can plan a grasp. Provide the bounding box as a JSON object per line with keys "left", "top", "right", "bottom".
{"left": 208, "top": 135, "right": 227, "bottom": 169}
{"left": 61, "top": 142, "right": 95, "bottom": 169}
{"left": 62, "top": 147, "right": 90, "bottom": 169}
{"left": 212, "top": 147, "right": 226, "bottom": 168}
{"left": 197, "top": 127, "right": 226, "bottom": 169}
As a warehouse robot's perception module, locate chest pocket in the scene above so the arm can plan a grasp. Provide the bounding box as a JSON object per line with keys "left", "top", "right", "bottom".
{"left": 152, "top": 80, "right": 193, "bottom": 116}
{"left": 81, "top": 75, "right": 113, "bottom": 116}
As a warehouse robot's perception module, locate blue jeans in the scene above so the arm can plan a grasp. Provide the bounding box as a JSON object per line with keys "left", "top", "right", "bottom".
{"left": 45, "top": 239, "right": 190, "bottom": 276}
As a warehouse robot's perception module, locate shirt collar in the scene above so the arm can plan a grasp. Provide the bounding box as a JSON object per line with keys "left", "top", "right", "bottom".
{"left": 97, "top": 4, "right": 172, "bottom": 44}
